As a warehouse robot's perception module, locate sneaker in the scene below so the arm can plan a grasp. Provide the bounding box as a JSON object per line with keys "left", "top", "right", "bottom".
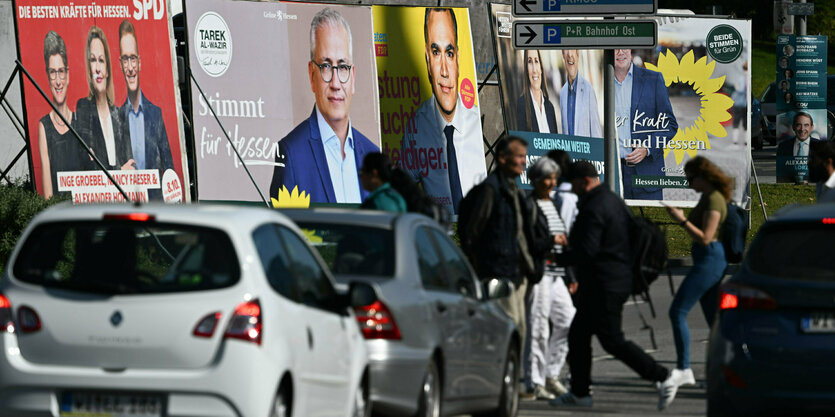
{"left": 533, "top": 384, "right": 556, "bottom": 400}
{"left": 548, "top": 392, "right": 593, "bottom": 407}
{"left": 519, "top": 389, "right": 536, "bottom": 401}
{"left": 657, "top": 371, "right": 680, "bottom": 410}
{"left": 674, "top": 368, "right": 696, "bottom": 386}
{"left": 545, "top": 377, "right": 569, "bottom": 396}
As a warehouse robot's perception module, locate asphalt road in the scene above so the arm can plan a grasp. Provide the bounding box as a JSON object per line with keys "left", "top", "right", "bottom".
{"left": 511, "top": 267, "right": 710, "bottom": 417}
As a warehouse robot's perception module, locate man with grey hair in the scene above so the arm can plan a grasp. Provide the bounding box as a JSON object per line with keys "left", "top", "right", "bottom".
{"left": 270, "top": 7, "right": 378, "bottom": 203}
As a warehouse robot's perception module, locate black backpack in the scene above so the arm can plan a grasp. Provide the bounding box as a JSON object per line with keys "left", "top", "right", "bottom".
{"left": 722, "top": 202, "right": 748, "bottom": 263}
{"left": 627, "top": 213, "right": 668, "bottom": 297}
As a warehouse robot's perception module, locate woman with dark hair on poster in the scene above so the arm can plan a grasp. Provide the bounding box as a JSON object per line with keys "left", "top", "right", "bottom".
{"left": 38, "top": 31, "right": 81, "bottom": 198}
{"left": 75, "top": 26, "right": 134, "bottom": 171}
{"left": 516, "top": 49, "right": 558, "bottom": 133}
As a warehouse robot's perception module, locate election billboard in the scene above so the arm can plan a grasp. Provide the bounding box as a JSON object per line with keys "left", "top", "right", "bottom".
{"left": 491, "top": 4, "right": 752, "bottom": 207}
{"left": 186, "top": 0, "right": 379, "bottom": 205}
{"left": 774, "top": 34, "right": 828, "bottom": 184}
{"left": 373, "top": 6, "right": 485, "bottom": 215}
{"left": 13, "top": 0, "right": 188, "bottom": 203}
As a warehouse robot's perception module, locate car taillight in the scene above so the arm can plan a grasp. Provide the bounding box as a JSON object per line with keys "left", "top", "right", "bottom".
{"left": 354, "top": 300, "right": 401, "bottom": 340}
{"left": 719, "top": 283, "right": 777, "bottom": 311}
{"left": 224, "top": 300, "right": 261, "bottom": 345}
{"left": 193, "top": 312, "right": 222, "bottom": 338}
{"left": 103, "top": 213, "right": 155, "bottom": 222}
{"left": 0, "top": 295, "right": 12, "bottom": 333}
{"left": 17, "top": 306, "right": 41, "bottom": 333}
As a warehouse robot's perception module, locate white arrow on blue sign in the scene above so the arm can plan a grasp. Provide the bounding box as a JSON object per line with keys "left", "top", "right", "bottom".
{"left": 513, "top": 0, "right": 656, "bottom": 16}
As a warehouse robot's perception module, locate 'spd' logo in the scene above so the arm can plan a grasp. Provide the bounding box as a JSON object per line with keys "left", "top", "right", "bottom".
{"left": 195, "top": 11, "right": 232, "bottom": 77}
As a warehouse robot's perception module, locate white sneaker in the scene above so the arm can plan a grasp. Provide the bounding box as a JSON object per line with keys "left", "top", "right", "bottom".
{"left": 545, "top": 377, "right": 569, "bottom": 396}
{"left": 674, "top": 368, "right": 696, "bottom": 386}
{"left": 533, "top": 384, "right": 556, "bottom": 400}
{"left": 657, "top": 371, "right": 680, "bottom": 410}
{"left": 549, "top": 392, "right": 592, "bottom": 407}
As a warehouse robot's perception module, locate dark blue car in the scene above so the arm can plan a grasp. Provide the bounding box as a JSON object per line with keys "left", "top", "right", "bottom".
{"left": 706, "top": 204, "right": 835, "bottom": 416}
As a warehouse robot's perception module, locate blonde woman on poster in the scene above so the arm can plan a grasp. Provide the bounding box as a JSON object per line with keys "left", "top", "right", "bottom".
{"left": 516, "top": 49, "right": 558, "bottom": 134}
{"left": 38, "top": 31, "right": 82, "bottom": 199}
{"left": 75, "top": 26, "right": 134, "bottom": 172}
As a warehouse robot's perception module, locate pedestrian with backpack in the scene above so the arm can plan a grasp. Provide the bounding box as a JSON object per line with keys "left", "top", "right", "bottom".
{"left": 549, "top": 161, "right": 679, "bottom": 410}
{"left": 662, "top": 156, "right": 733, "bottom": 389}
{"left": 522, "top": 157, "right": 577, "bottom": 400}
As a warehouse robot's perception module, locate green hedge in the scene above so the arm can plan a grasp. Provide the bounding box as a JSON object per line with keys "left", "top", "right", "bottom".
{"left": 0, "top": 181, "right": 67, "bottom": 272}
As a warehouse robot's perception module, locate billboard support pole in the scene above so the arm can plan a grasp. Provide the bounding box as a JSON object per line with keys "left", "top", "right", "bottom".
{"left": 189, "top": 71, "right": 271, "bottom": 208}
{"left": 0, "top": 66, "right": 27, "bottom": 185}
{"left": 604, "top": 50, "right": 616, "bottom": 193}
{"left": 14, "top": 60, "right": 133, "bottom": 203}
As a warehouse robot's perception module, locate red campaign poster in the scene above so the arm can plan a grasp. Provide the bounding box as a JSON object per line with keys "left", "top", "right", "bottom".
{"left": 13, "top": 0, "right": 188, "bottom": 203}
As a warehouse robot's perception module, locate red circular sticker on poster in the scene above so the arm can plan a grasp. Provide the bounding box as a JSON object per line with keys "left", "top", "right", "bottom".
{"left": 460, "top": 78, "right": 475, "bottom": 109}
{"left": 162, "top": 169, "right": 183, "bottom": 203}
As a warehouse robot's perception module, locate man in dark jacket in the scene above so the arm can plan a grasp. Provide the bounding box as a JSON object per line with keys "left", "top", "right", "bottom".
{"left": 460, "top": 135, "right": 535, "bottom": 347}
{"left": 549, "top": 161, "right": 680, "bottom": 409}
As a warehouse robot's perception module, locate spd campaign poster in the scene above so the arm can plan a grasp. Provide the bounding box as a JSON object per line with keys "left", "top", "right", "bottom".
{"left": 186, "top": 0, "right": 379, "bottom": 205}
{"left": 14, "top": 0, "right": 188, "bottom": 203}
{"left": 774, "top": 35, "right": 828, "bottom": 183}
{"left": 489, "top": 4, "right": 606, "bottom": 188}
{"left": 373, "top": 6, "right": 486, "bottom": 215}
{"left": 491, "top": 4, "right": 752, "bottom": 207}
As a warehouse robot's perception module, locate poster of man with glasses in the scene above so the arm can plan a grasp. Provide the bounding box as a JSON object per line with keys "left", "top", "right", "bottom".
{"left": 187, "top": 1, "right": 379, "bottom": 203}
{"left": 269, "top": 7, "right": 379, "bottom": 204}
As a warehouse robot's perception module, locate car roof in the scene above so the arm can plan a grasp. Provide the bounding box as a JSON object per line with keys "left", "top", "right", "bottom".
{"left": 30, "top": 202, "right": 290, "bottom": 231}
{"left": 280, "top": 207, "right": 427, "bottom": 230}
{"left": 770, "top": 203, "right": 835, "bottom": 222}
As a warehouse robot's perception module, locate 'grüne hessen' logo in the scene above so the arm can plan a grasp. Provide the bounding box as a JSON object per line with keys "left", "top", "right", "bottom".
{"left": 195, "top": 11, "right": 232, "bottom": 77}
{"left": 263, "top": 9, "right": 298, "bottom": 21}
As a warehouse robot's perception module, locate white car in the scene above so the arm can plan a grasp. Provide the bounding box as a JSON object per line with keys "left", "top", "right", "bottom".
{"left": 0, "top": 203, "right": 372, "bottom": 417}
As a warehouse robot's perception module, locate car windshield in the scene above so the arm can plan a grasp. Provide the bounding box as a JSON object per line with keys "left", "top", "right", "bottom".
{"left": 747, "top": 223, "right": 835, "bottom": 281}
{"left": 296, "top": 222, "right": 395, "bottom": 277}
{"left": 12, "top": 221, "right": 239, "bottom": 295}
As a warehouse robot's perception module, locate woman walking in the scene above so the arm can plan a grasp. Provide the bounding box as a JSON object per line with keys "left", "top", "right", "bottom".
{"left": 524, "top": 157, "right": 576, "bottom": 400}
{"left": 663, "top": 156, "right": 732, "bottom": 386}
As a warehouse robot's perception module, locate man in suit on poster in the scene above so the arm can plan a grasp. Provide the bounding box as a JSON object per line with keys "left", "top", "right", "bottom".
{"left": 560, "top": 49, "right": 602, "bottom": 138}
{"left": 614, "top": 49, "right": 678, "bottom": 200}
{"left": 270, "top": 8, "right": 378, "bottom": 204}
{"left": 118, "top": 19, "right": 174, "bottom": 200}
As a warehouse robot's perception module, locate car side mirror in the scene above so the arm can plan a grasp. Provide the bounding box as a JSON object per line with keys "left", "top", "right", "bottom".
{"left": 482, "top": 278, "right": 512, "bottom": 300}
{"left": 348, "top": 281, "right": 377, "bottom": 309}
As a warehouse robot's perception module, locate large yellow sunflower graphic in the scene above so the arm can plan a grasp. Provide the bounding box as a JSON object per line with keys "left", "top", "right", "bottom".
{"left": 270, "top": 185, "right": 311, "bottom": 209}
{"left": 644, "top": 50, "right": 734, "bottom": 164}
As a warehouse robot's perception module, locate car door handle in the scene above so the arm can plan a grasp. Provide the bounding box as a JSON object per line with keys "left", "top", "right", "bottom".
{"left": 307, "top": 327, "right": 314, "bottom": 350}
{"left": 435, "top": 301, "right": 447, "bottom": 313}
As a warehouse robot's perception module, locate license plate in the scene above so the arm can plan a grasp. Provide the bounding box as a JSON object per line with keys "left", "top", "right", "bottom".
{"left": 59, "top": 391, "right": 163, "bottom": 417}
{"left": 801, "top": 312, "right": 835, "bottom": 333}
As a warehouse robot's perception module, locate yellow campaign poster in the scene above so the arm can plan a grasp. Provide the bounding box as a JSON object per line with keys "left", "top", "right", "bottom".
{"left": 373, "top": 6, "right": 485, "bottom": 215}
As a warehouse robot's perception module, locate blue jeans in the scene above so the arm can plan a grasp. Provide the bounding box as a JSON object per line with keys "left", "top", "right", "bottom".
{"left": 669, "top": 242, "right": 727, "bottom": 369}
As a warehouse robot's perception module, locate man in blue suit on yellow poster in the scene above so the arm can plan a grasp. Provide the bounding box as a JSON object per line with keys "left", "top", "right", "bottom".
{"left": 270, "top": 8, "right": 378, "bottom": 204}
{"left": 614, "top": 49, "right": 678, "bottom": 200}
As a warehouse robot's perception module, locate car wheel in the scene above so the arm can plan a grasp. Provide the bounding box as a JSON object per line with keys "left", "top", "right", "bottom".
{"left": 352, "top": 376, "right": 371, "bottom": 417}
{"left": 416, "top": 361, "right": 441, "bottom": 417}
{"left": 475, "top": 345, "right": 519, "bottom": 417}
{"left": 269, "top": 386, "right": 291, "bottom": 417}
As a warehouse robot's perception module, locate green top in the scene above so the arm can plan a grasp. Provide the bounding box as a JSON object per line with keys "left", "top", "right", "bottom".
{"left": 687, "top": 189, "right": 727, "bottom": 239}
{"left": 360, "top": 182, "right": 407, "bottom": 213}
